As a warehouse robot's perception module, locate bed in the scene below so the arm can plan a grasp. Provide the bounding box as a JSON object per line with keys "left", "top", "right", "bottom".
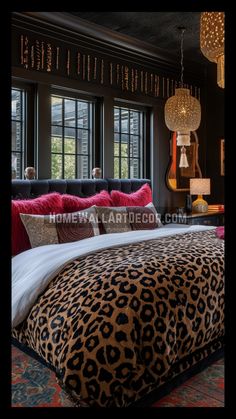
{"left": 11, "top": 179, "right": 224, "bottom": 407}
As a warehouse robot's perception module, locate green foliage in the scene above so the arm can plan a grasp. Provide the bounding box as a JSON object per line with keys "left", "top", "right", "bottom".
{"left": 51, "top": 154, "right": 62, "bottom": 179}
{"left": 51, "top": 137, "right": 76, "bottom": 179}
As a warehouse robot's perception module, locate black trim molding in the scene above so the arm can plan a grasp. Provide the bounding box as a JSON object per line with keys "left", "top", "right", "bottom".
{"left": 12, "top": 11, "right": 205, "bottom": 102}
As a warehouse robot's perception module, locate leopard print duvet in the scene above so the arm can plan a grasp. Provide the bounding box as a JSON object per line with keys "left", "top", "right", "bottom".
{"left": 12, "top": 230, "right": 224, "bottom": 407}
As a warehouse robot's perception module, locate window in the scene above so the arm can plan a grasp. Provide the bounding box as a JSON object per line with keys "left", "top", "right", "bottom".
{"left": 114, "top": 106, "right": 144, "bottom": 179}
{"left": 11, "top": 88, "right": 25, "bottom": 178}
{"left": 51, "top": 95, "right": 93, "bottom": 179}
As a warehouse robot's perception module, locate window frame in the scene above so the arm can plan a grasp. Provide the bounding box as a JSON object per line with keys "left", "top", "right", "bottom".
{"left": 114, "top": 101, "right": 146, "bottom": 179}
{"left": 50, "top": 88, "right": 96, "bottom": 180}
{"left": 12, "top": 80, "right": 35, "bottom": 179}
{"left": 11, "top": 87, "right": 25, "bottom": 179}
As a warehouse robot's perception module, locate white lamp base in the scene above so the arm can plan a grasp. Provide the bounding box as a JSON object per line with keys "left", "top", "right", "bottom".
{"left": 192, "top": 195, "right": 208, "bottom": 213}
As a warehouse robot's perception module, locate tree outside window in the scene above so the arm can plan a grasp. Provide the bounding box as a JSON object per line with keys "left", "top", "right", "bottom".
{"left": 114, "top": 106, "right": 143, "bottom": 179}
{"left": 51, "top": 95, "right": 93, "bottom": 179}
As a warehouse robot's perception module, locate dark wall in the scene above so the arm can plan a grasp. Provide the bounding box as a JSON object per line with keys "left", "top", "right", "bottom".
{"left": 205, "top": 64, "right": 225, "bottom": 204}
{"left": 11, "top": 12, "right": 221, "bottom": 212}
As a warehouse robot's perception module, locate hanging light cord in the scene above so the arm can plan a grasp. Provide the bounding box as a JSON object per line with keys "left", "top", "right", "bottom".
{"left": 180, "top": 28, "right": 185, "bottom": 88}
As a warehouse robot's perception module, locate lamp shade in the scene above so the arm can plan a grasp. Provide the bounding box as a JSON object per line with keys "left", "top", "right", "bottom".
{"left": 200, "top": 12, "right": 225, "bottom": 88}
{"left": 164, "top": 88, "right": 201, "bottom": 146}
{"left": 190, "top": 178, "right": 211, "bottom": 195}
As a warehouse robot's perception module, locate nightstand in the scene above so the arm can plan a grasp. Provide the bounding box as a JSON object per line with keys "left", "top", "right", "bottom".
{"left": 163, "top": 210, "right": 224, "bottom": 226}
{"left": 183, "top": 211, "right": 224, "bottom": 226}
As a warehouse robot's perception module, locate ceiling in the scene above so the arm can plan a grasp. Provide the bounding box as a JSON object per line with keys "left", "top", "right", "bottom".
{"left": 68, "top": 12, "right": 206, "bottom": 65}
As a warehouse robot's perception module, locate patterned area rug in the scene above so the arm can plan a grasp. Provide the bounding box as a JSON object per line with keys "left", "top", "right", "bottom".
{"left": 11, "top": 345, "right": 224, "bottom": 407}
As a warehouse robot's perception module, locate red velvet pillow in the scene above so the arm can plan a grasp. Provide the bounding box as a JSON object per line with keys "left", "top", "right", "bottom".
{"left": 110, "top": 183, "right": 152, "bottom": 207}
{"left": 12, "top": 193, "right": 63, "bottom": 256}
{"left": 216, "top": 226, "right": 224, "bottom": 239}
{"left": 62, "top": 190, "right": 112, "bottom": 213}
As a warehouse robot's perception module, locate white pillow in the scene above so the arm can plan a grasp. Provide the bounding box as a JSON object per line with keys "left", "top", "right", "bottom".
{"left": 146, "top": 203, "right": 163, "bottom": 227}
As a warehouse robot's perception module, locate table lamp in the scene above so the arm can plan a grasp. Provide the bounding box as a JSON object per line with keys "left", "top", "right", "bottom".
{"left": 190, "top": 178, "right": 211, "bottom": 213}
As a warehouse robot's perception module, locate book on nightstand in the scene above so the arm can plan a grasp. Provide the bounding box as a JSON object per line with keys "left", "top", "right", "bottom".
{"left": 208, "top": 204, "right": 224, "bottom": 212}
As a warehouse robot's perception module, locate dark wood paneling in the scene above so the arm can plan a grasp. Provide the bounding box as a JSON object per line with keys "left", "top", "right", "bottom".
{"left": 151, "top": 104, "right": 187, "bottom": 212}
{"left": 102, "top": 96, "right": 115, "bottom": 178}
{"left": 144, "top": 108, "right": 151, "bottom": 181}
{"left": 94, "top": 98, "right": 102, "bottom": 169}
{"left": 15, "top": 12, "right": 206, "bottom": 79}
{"left": 205, "top": 64, "right": 225, "bottom": 204}
{"left": 11, "top": 12, "right": 204, "bottom": 101}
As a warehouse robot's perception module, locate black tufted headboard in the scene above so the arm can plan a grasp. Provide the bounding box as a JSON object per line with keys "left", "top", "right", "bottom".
{"left": 11, "top": 179, "right": 151, "bottom": 200}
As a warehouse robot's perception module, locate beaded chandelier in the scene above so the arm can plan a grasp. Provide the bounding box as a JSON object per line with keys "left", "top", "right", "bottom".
{"left": 165, "top": 88, "right": 201, "bottom": 146}
{"left": 164, "top": 28, "right": 201, "bottom": 167}
{"left": 200, "top": 12, "right": 225, "bottom": 89}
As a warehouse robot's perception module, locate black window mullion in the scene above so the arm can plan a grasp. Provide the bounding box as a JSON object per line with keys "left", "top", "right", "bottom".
{"left": 23, "top": 89, "right": 27, "bottom": 177}
{"left": 119, "top": 108, "right": 121, "bottom": 179}
{"left": 19, "top": 90, "right": 22, "bottom": 178}
{"left": 91, "top": 103, "right": 93, "bottom": 177}
{"left": 91, "top": 102, "right": 94, "bottom": 178}
{"left": 12, "top": 118, "right": 23, "bottom": 123}
{"left": 128, "top": 110, "right": 131, "bottom": 179}
{"left": 139, "top": 112, "right": 141, "bottom": 179}
{"left": 62, "top": 98, "right": 65, "bottom": 179}
{"left": 75, "top": 100, "right": 78, "bottom": 179}
{"left": 142, "top": 111, "right": 144, "bottom": 178}
{"left": 20, "top": 89, "right": 23, "bottom": 178}
{"left": 88, "top": 102, "right": 91, "bottom": 178}
{"left": 11, "top": 88, "right": 26, "bottom": 179}
{"left": 141, "top": 112, "right": 143, "bottom": 178}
